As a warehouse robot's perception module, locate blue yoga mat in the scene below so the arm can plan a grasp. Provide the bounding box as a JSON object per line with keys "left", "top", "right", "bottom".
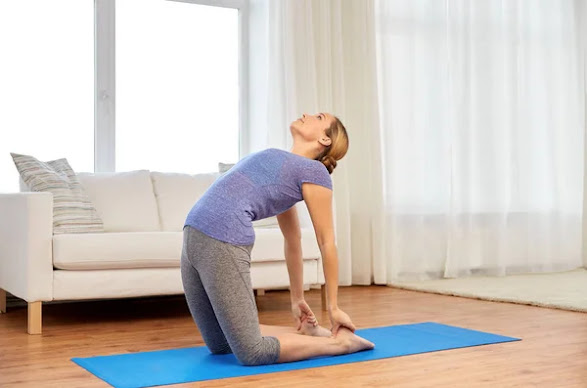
{"left": 72, "top": 322, "right": 519, "bottom": 388}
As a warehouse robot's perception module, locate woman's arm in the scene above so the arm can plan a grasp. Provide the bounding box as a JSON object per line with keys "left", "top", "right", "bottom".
{"left": 301, "top": 183, "right": 338, "bottom": 310}
{"left": 302, "top": 183, "right": 355, "bottom": 333}
{"left": 276, "top": 206, "right": 304, "bottom": 302}
{"left": 277, "top": 206, "right": 319, "bottom": 328}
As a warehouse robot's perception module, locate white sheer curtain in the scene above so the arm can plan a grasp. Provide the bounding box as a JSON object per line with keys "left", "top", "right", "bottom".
{"left": 248, "top": 0, "right": 382, "bottom": 285}
{"left": 580, "top": 0, "right": 587, "bottom": 268}
{"left": 250, "top": 0, "right": 585, "bottom": 284}
{"left": 376, "top": 0, "right": 585, "bottom": 281}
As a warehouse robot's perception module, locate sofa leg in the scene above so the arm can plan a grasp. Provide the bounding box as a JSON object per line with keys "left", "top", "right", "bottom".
{"left": 256, "top": 289, "right": 265, "bottom": 296}
{"left": 0, "top": 288, "right": 6, "bottom": 313}
{"left": 321, "top": 284, "right": 327, "bottom": 311}
{"left": 27, "top": 302, "right": 42, "bottom": 335}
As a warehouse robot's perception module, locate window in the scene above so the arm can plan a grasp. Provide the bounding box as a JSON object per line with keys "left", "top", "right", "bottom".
{"left": 0, "top": 0, "right": 245, "bottom": 193}
{"left": 115, "top": 0, "right": 241, "bottom": 173}
{"left": 0, "top": 0, "right": 94, "bottom": 192}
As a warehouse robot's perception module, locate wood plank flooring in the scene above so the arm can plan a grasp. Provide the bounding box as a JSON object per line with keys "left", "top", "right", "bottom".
{"left": 1, "top": 286, "right": 586, "bottom": 387}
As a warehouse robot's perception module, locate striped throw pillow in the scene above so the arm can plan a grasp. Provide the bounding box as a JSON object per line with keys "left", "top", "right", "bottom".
{"left": 11, "top": 153, "right": 104, "bottom": 234}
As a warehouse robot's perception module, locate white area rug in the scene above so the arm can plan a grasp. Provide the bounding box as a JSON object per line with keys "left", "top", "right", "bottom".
{"left": 390, "top": 268, "right": 587, "bottom": 313}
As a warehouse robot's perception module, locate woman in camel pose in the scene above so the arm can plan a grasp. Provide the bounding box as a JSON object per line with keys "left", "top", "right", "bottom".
{"left": 181, "top": 112, "right": 374, "bottom": 365}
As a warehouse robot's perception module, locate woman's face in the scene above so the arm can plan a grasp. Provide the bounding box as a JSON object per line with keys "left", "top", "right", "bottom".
{"left": 290, "top": 112, "right": 334, "bottom": 147}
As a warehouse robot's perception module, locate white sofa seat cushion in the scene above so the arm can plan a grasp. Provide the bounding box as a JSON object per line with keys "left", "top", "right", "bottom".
{"left": 53, "top": 232, "right": 183, "bottom": 270}
{"left": 251, "top": 227, "right": 321, "bottom": 262}
{"left": 53, "top": 227, "right": 322, "bottom": 270}
{"left": 77, "top": 170, "right": 160, "bottom": 232}
{"left": 51, "top": 260, "right": 320, "bottom": 301}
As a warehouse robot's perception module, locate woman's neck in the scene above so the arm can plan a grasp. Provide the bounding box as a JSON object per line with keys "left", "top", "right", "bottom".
{"left": 289, "top": 145, "right": 319, "bottom": 160}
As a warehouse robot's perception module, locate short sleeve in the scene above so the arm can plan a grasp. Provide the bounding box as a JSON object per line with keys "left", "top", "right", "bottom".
{"left": 299, "top": 161, "right": 333, "bottom": 190}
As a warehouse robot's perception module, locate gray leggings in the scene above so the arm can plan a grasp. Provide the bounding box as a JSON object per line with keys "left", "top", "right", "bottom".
{"left": 180, "top": 225, "right": 281, "bottom": 365}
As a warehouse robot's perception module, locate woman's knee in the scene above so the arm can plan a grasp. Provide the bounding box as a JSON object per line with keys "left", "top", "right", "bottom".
{"left": 235, "top": 350, "right": 269, "bottom": 366}
{"left": 234, "top": 338, "right": 280, "bottom": 366}
{"left": 207, "top": 342, "right": 232, "bottom": 355}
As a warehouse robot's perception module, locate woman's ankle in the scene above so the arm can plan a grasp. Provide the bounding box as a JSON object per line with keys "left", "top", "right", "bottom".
{"left": 297, "top": 320, "right": 332, "bottom": 337}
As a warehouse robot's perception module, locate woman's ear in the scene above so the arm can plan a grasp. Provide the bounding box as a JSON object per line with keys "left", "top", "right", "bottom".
{"left": 319, "top": 137, "right": 332, "bottom": 147}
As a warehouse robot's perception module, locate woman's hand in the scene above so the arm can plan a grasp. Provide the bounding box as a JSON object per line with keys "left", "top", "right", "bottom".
{"left": 329, "top": 307, "right": 356, "bottom": 335}
{"left": 291, "top": 299, "right": 318, "bottom": 331}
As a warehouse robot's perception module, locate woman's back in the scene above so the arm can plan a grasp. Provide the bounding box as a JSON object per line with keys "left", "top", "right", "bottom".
{"left": 184, "top": 148, "right": 332, "bottom": 246}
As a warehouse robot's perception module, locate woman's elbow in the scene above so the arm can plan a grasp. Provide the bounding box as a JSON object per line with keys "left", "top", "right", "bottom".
{"left": 317, "top": 235, "right": 336, "bottom": 249}
{"left": 284, "top": 233, "right": 302, "bottom": 244}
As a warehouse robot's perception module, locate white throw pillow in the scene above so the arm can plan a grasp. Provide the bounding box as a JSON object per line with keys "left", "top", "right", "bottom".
{"left": 218, "top": 162, "right": 235, "bottom": 174}
{"left": 150, "top": 171, "right": 220, "bottom": 232}
{"left": 77, "top": 170, "right": 160, "bottom": 232}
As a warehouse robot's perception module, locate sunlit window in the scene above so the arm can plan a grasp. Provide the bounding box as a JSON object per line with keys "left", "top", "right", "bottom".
{"left": 115, "top": 0, "right": 240, "bottom": 173}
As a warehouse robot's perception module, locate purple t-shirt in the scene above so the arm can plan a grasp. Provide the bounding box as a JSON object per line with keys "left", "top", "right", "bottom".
{"left": 184, "top": 148, "right": 333, "bottom": 246}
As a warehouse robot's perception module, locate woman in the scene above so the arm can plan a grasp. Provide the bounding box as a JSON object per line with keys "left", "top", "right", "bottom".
{"left": 181, "top": 112, "right": 374, "bottom": 366}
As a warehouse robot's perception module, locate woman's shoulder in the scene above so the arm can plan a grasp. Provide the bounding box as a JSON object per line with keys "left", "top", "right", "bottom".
{"left": 252, "top": 148, "right": 326, "bottom": 173}
{"left": 251, "top": 147, "right": 283, "bottom": 157}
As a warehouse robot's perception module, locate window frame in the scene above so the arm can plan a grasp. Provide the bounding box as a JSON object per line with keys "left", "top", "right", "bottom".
{"left": 94, "top": 0, "right": 249, "bottom": 172}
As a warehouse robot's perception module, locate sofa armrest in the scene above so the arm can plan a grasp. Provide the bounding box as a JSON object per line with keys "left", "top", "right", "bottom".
{"left": 0, "top": 193, "right": 53, "bottom": 302}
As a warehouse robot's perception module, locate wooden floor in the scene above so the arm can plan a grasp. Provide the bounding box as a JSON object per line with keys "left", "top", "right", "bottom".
{"left": 1, "top": 286, "right": 586, "bottom": 387}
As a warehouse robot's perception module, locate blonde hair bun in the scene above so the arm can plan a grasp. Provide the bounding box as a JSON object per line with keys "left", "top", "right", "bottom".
{"left": 316, "top": 115, "right": 349, "bottom": 175}
{"left": 320, "top": 155, "right": 337, "bottom": 174}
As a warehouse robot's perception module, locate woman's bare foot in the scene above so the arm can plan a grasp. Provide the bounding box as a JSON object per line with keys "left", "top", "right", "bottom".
{"left": 297, "top": 319, "right": 332, "bottom": 337}
{"left": 335, "top": 327, "right": 375, "bottom": 353}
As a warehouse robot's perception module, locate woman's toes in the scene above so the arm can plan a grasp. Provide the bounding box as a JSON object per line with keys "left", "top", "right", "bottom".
{"left": 335, "top": 327, "right": 374, "bottom": 353}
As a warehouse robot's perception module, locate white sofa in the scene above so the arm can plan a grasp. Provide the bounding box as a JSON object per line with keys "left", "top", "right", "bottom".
{"left": 0, "top": 170, "right": 329, "bottom": 334}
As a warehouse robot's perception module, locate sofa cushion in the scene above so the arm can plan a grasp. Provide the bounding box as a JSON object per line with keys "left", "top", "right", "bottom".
{"left": 51, "top": 260, "right": 320, "bottom": 300}
{"left": 52, "top": 227, "right": 322, "bottom": 270}
{"left": 253, "top": 216, "right": 279, "bottom": 228}
{"left": 53, "top": 232, "right": 183, "bottom": 270}
{"left": 251, "top": 227, "right": 321, "bottom": 262}
{"left": 77, "top": 170, "right": 160, "bottom": 232}
{"left": 150, "top": 171, "right": 221, "bottom": 232}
